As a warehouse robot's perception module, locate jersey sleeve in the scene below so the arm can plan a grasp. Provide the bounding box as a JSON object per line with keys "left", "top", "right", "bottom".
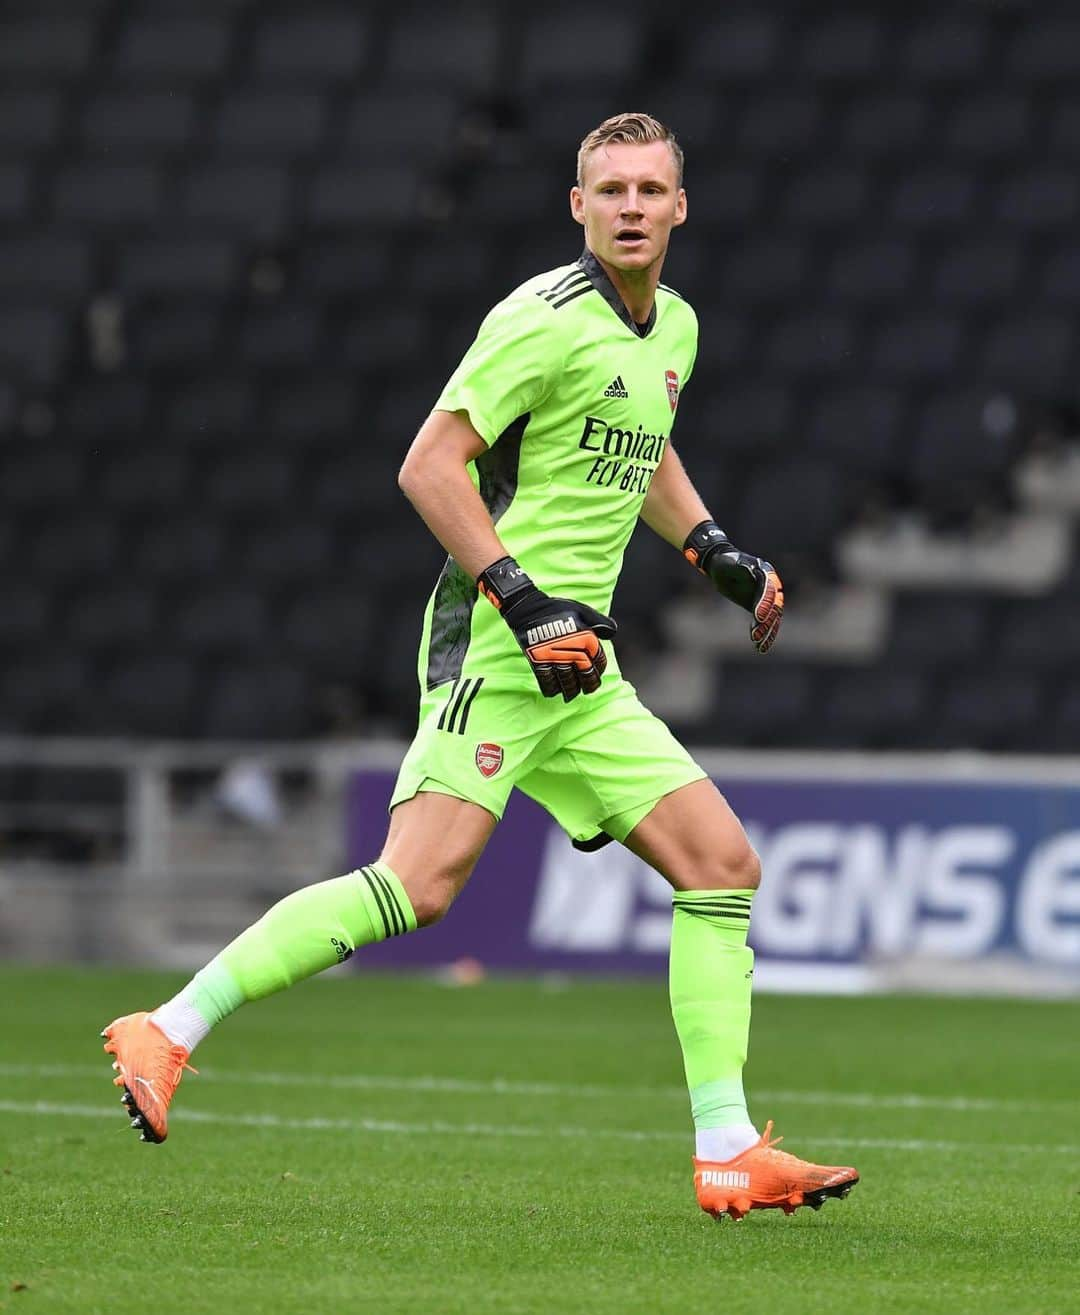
{"left": 434, "top": 295, "right": 566, "bottom": 446}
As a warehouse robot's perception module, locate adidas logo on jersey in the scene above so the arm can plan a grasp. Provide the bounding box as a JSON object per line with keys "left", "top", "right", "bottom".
{"left": 603, "top": 375, "right": 629, "bottom": 399}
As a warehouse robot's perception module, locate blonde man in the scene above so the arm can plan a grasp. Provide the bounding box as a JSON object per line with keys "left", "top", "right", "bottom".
{"left": 104, "top": 114, "right": 858, "bottom": 1221}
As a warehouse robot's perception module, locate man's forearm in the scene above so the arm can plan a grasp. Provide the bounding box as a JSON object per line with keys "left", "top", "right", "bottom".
{"left": 640, "top": 443, "right": 712, "bottom": 548}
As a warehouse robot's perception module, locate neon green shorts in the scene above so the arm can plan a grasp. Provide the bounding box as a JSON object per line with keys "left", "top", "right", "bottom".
{"left": 389, "top": 672, "right": 707, "bottom": 844}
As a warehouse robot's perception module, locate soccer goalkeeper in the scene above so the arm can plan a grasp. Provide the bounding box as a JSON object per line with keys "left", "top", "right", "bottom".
{"left": 103, "top": 113, "right": 858, "bottom": 1221}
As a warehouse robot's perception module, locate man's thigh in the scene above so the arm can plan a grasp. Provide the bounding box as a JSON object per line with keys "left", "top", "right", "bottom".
{"left": 622, "top": 777, "right": 761, "bottom": 892}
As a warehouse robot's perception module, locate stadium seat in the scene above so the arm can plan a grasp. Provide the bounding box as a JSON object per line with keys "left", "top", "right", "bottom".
{"left": 79, "top": 91, "right": 199, "bottom": 153}
{"left": 936, "top": 670, "right": 1043, "bottom": 750}
{"left": 166, "top": 376, "right": 256, "bottom": 440}
{"left": 181, "top": 164, "right": 292, "bottom": 239}
{"left": 724, "top": 238, "right": 807, "bottom": 303}
{"left": 63, "top": 377, "right": 150, "bottom": 441}
{"left": 95, "top": 446, "right": 189, "bottom": 511}
{"left": 65, "top": 587, "right": 158, "bottom": 652}
{"left": 119, "top": 240, "right": 236, "bottom": 298}
{"left": 1041, "top": 244, "right": 1080, "bottom": 303}
{"left": 946, "top": 94, "right": 1032, "bottom": 158}
{"left": 998, "top": 594, "right": 1080, "bottom": 672}
{"left": 101, "top": 654, "right": 197, "bottom": 737}
{"left": 1009, "top": 19, "right": 1080, "bottom": 81}
{"left": 281, "top": 589, "right": 373, "bottom": 681}
{"left": 826, "top": 241, "right": 917, "bottom": 305}
{"left": 0, "top": 446, "right": 83, "bottom": 509}
{"left": 902, "top": 17, "right": 990, "bottom": 82}
{"left": 995, "top": 172, "right": 1079, "bottom": 230}
{"left": 686, "top": 664, "right": 816, "bottom": 748}
{"left": 766, "top": 312, "right": 857, "bottom": 376}
{"left": 134, "top": 517, "right": 228, "bottom": 582}
{"left": 0, "top": 165, "right": 31, "bottom": 223}
{"left": 251, "top": 13, "right": 369, "bottom": 83}
{"left": 31, "top": 517, "right": 118, "bottom": 579}
{"left": 307, "top": 165, "right": 424, "bottom": 228}
{"left": 737, "top": 93, "right": 824, "bottom": 156}
{"left": 699, "top": 381, "right": 793, "bottom": 458}
{"left": 0, "top": 584, "right": 50, "bottom": 650}
{"left": 0, "top": 236, "right": 93, "bottom": 299}
{"left": 0, "top": 91, "right": 64, "bottom": 151}
{"left": 200, "top": 663, "right": 311, "bottom": 740}
{"left": 891, "top": 169, "right": 976, "bottom": 228}
{"left": 214, "top": 90, "right": 328, "bottom": 158}
{"left": 3, "top": 655, "right": 88, "bottom": 734}
{"left": 297, "top": 238, "right": 393, "bottom": 298}
{"left": 131, "top": 303, "right": 223, "bottom": 370}
{"left": 112, "top": 17, "right": 232, "bottom": 80}
{"left": 679, "top": 168, "right": 762, "bottom": 230}
{"left": 806, "top": 387, "right": 905, "bottom": 477}
{"left": 789, "top": 170, "right": 873, "bottom": 230}
{"left": 52, "top": 163, "right": 162, "bottom": 227}
{"left": 799, "top": 14, "right": 886, "bottom": 81}
{"left": 817, "top": 666, "right": 930, "bottom": 749}
{"left": 173, "top": 587, "right": 269, "bottom": 656}
{"left": 0, "top": 305, "right": 69, "bottom": 385}
{"left": 238, "top": 305, "right": 322, "bottom": 371}
{"left": 685, "top": 13, "right": 783, "bottom": 82}
{"left": 204, "top": 452, "right": 295, "bottom": 510}
{"left": 341, "top": 90, "right": 460, "bottom": 159}
{"left": 240, "top": 522, "right": 333, "bottom": 581}
{"left": 980, "top": 315, "right": 1073, "bottom": 391}
{"left": 872, "top": 314, "right": 964, "bottom": 380}
{"left": 842, "top": 94, "right": 927, "bottom": 158}
{"left": 934, "top": 241, "right": 1025, "bottom": 306}
{"left": 266, "top": 376, "right": 356, "bottom": 442}
{"left": 383, "top": 11, "right": 501, "bottom": 89}
{"left": 518, "top": 11, "right": 644, "bottom": 89}
{"left": 0, "top": 17, "right": 96, "bottom": 78}
{"left": 888, "top": 594, "right": 988, "bottom": 669}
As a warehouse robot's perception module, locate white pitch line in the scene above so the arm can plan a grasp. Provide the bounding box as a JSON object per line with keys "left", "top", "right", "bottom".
{"left": 0, "top": 1062, "right": 1075, "bottom": 1115}
{"left": 1, "top": 1099, "right": 1079, "bottom": 1156}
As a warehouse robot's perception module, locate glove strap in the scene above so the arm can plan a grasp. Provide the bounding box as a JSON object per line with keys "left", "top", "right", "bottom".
{"left": 682, "top": 520, "right": 733, "bottom": 573}
{"left": 477, "top": 555, "right": 536, "bottom": 611}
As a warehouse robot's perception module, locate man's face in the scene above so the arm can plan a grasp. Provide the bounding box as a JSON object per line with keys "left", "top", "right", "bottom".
{"left": 570, "top": 139, "right": 687, "bottom": 272}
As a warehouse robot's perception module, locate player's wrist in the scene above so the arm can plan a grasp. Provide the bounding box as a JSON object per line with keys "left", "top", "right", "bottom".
{"left": 477, "top": 555, "right": 541, "bottom": 614}
{"left": 682, "top": 520, "right": 734, "bottom": 575}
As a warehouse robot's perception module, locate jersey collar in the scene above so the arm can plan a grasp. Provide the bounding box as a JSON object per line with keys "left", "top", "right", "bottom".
{"left": 577, "top": 247, "right": 657, "bottom": 339}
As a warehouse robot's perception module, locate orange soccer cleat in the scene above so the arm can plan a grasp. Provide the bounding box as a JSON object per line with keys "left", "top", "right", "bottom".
{"left": 694, "top": 1121, "right": 859, "bottom": 1222}
{"left": 101, "top": 1011, "right": 197, "bottom": 1144}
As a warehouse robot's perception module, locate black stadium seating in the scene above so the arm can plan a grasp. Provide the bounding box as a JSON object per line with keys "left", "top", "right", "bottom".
{"left": 2, "top": 0, "right": 1080, "bottom": 750}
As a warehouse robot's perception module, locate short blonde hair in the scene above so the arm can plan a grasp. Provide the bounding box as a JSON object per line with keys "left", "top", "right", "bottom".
{"left": 576, "top": 112, "right": 684, "bottom": 187}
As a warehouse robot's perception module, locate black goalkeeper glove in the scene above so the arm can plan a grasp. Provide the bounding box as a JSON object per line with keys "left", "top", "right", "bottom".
{"left": 477, "top": 556, "right": 617, "bottom": 701}
{"left": 683, "top": 520, "right": 785, "bottom": 654}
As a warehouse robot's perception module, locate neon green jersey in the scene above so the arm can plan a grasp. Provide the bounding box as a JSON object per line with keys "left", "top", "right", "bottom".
{"left": 418, "top": 247, "right": 698, "bottom": 691}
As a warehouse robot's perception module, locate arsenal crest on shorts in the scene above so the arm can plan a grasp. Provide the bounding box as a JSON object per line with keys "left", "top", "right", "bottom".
{"left": 475, "top": 742, "right": 503, "bottom": 778}
{"left": 665, "top": 369, "right": 680, "bottom": 413}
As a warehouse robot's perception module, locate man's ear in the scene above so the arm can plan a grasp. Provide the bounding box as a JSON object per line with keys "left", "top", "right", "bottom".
{"left": 570, "top": 186, "right": 585, "bottom": 226}
{"left": 672, "top": 187, "right": 687, "bottom": 228}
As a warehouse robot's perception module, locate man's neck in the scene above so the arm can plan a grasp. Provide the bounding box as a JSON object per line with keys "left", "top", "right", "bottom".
{"left": 590, "top": 249, "right": 662, "bottom": 326}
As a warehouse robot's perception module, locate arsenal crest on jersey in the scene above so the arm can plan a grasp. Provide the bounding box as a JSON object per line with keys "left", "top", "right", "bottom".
{"left": 475, "top": 742, "right": 503, "bottom": 778}
{"left": 665, "top": 369, "right": 680, "bottom": 413}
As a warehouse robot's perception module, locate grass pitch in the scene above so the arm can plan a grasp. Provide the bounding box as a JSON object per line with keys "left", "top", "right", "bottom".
{"left": 1, "top": 966, "right": 1078, "bottom": 1315}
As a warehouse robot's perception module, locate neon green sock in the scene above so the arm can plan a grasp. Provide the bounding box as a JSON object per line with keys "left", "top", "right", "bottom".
{"left": 668, "top": 889, "right": 755, "bottom": 1130}
{"left": 151, "top": 864, "right": 416, "bottom": 1049}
